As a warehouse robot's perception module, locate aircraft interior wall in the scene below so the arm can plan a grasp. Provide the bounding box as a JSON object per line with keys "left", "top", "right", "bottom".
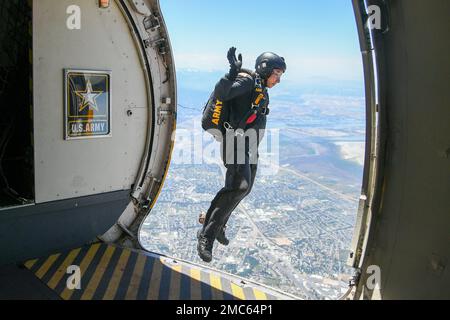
{"left": 356, "top": 0, "right": 450, "bottom": 299}
{"left": 0, "top": 1, "right": 34, "bottom": 208}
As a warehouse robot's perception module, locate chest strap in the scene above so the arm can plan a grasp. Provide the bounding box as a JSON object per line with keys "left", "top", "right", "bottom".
{"left": 223, "top": 74, "right": 268, "bottom": 136}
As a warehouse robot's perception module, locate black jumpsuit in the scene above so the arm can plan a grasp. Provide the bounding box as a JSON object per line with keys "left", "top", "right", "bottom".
{"left": 201, "top": 72, "right": 269, "bottom": 241}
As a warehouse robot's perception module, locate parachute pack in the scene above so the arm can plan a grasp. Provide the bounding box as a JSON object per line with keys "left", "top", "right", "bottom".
{"left": 201, "top": 71, "right": 268, "bottom": 141}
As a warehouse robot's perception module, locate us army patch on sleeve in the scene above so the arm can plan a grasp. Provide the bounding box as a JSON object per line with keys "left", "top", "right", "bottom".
{"left": 64, "top": 69, "right": 112, "bottom": 140}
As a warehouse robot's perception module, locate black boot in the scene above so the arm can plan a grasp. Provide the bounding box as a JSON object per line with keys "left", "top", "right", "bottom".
{"left": 198, "top": 228, "right": 229, "bottom": 246}
{"left": 216, "top": 227, "right": 230, "bottom": 246}
{"left": 197, "top": 231, "right": 213, "bottom": 263}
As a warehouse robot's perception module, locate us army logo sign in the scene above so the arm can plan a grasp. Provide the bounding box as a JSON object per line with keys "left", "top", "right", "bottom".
{"left": 64, "top": 69, "right": 111, "bottom": 139}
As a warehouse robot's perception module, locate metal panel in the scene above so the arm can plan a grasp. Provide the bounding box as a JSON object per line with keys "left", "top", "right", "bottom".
{"left": 33, "top": 0, "right": 149, "bottom": 203}
{"left": 354, "top": 0, "right": 450, "bottom": 299}
{"left": 0, "top": 190, "right": 130, "bottom": 266}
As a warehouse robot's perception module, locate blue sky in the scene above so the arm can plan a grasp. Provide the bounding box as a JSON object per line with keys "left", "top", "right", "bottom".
{"left": 160, "top": 0, "right": 364, "bottom": 86}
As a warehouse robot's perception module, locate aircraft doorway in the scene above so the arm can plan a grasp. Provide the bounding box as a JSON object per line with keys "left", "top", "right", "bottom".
{"left": 139, "top": 0, "right": 366, "bottom": 300}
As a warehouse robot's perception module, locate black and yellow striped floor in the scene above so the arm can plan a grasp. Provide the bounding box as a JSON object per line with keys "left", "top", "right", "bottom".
{"left": 23, "top": 242, "right": 296, "bottom": 300}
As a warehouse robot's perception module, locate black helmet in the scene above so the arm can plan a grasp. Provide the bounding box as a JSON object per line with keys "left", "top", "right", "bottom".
{"left": 255, "top": 52, "right": 287, "bottom": 79}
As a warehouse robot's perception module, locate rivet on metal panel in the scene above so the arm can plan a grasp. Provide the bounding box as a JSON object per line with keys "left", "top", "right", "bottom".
{"left": 165, "top": 259, "right": 179, "bottom": 266}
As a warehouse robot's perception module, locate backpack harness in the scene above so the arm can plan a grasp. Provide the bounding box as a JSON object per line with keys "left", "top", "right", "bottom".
{"left": 202, "top": 72, "right": 269, "bottom": 140}
{"left": 223, "top": 73, "right": 269, "bottom": 137}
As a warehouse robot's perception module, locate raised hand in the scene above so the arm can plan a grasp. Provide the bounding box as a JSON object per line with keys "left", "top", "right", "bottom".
{"left": 227, "top": 47, "right": 242, "bottom": 80}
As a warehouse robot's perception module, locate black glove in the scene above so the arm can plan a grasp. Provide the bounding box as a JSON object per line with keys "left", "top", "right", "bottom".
{"left": 227, "top": 47, "right": 242, "bottom": 81}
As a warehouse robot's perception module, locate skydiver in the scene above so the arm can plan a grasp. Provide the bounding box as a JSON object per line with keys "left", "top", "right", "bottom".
{"left": 197, "top": 47, "right": 286, "bottom": 262}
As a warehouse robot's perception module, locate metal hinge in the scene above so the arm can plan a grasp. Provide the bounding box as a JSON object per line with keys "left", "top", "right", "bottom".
{"left": 143, "top": 14, "right": 160, "bottom": 32}
{"left": 157, "top": 106, "right": 174, "bottom": 125}
{"left": 141, "top": 176, "right": 162, "bottom": 207}
{"left": 143, "top": 37, "right": 167, "bottom": 55}
{"left": 117, "top": 221, "right": 137, "bottom": 240}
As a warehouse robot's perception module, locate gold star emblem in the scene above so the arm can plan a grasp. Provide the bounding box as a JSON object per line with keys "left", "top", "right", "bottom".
{"left": 75, "top": 80, "right": 102, "bottom": 112}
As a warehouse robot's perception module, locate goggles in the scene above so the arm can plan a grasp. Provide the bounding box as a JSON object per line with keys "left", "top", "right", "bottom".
{"left": 271, "top": 69, "right": 284, "bottom": 79}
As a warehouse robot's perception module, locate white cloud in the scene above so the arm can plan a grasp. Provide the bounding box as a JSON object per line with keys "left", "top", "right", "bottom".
{"left": 173, "top": 52, "right": 225, "bottom": 72}
{"left": 173, "top": 50, "right": 364, "bottom": 85}
{"left": 282, "top": 54, "right": 364, "bottom": 83}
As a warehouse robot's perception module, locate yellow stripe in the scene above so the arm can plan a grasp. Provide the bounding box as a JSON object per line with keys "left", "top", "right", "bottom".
{"left": 255, "top": 93, "right": 264, "bottom": 104}
{"left": 253, "top": 289, "right": 267, "bottom": 300}
{"left": 35, "top": 254, "right": 60, "bottom": 279}
{"left": 147, "top": 258, "right": 163, "bottom": 300}
{"left": 124, "top": 254, "right": 147, "bottom": 300}
{"left": 210, "top": 274, "right": 223, "bottom": 300}
{"left": 47, "top": 248, "right": 82, "bottom": 290}
{"left": 190, "top": 268, "right": 202, "bottom": 300}
{"left": 80, "top": 246, "right": 116, "bottom": 300}
{"left": 102, "top": 249, "right": 131, "bottom": 300}
{"left": 230, "top": 282, "right": 246, "bottom": 300}
{"left": 60, "top": 243, "right": 101, "bottom": 300}
{"left": 168, "top": 264, "right": 182, "bottom": 300}
{"left": 24, "top": 259, "right": 37, "bottom": 269}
